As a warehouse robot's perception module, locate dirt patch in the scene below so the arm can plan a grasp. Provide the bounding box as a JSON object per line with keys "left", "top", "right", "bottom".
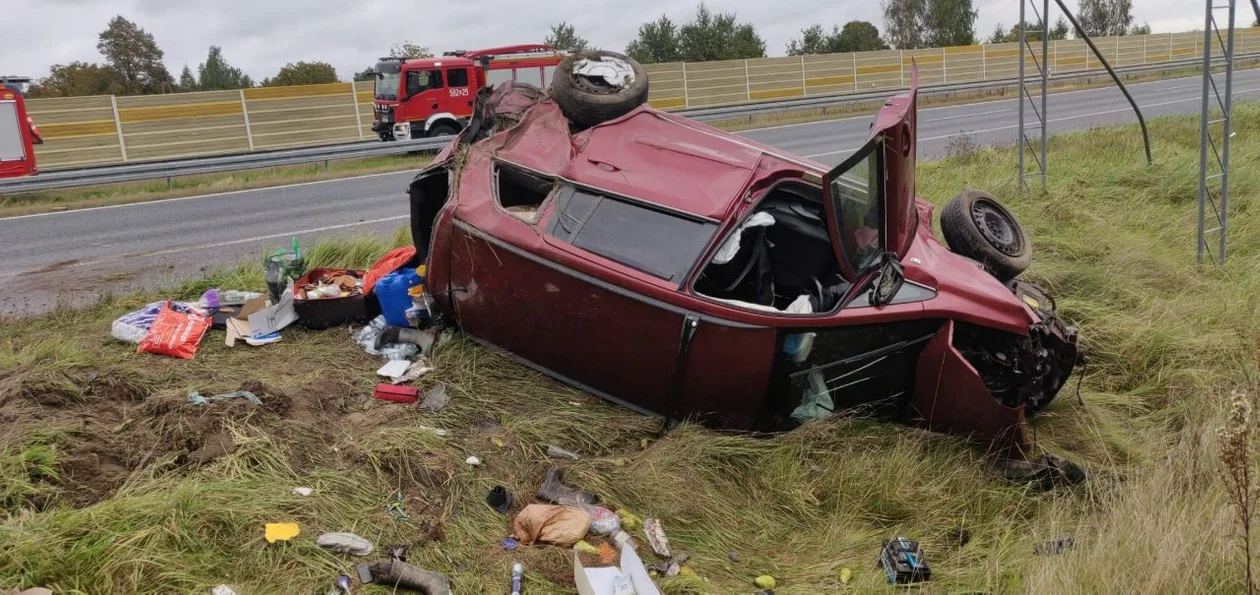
{"left": 0, "top": 369, "right": 384, "bottom": 509}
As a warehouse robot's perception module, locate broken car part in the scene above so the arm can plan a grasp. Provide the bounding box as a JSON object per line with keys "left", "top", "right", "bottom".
{"left": 879, "top": 537, "right": 931, "bottom": 584}
{"left": 537, "top": 467, "right": 598, "bottom": 507}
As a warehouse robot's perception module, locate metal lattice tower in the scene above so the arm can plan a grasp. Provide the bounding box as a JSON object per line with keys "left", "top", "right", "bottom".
{"left": 1198, "top": 0, "right": 1237, "bottom": 265}
{"left": 1018, "top": 0, "right": 1051, "bottom": 191}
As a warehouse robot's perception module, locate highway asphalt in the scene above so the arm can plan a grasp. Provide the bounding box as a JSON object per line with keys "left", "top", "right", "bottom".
{"left": 3, "top": 69, "right": 1260, "bottom": 316}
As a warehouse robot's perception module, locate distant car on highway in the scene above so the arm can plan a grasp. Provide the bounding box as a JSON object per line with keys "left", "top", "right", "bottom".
{"left": 406, "top": 51, "right": 1078, "bottom": 458}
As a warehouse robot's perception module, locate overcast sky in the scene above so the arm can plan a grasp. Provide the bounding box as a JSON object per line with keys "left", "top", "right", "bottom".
{"left": 3, "top": 0, "right": 1213, "bottom": 82}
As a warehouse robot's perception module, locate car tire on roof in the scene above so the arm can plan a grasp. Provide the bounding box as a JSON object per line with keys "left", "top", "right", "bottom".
{"left": 550, "top": 50, "right": 649, "bottom": 128}
{"left": 940, "top": 189, "right": 1031, "bottom": 282}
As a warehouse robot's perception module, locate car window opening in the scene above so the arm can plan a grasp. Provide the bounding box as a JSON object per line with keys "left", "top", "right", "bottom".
{"left": 830, "top": 141, "right": 885, "bottom": 275}
{"left": 546, "top": 185, "right": 717, "bottom": 282}
{"left": 765, "top": 319, "right": 941, "bottom": 430}
{"left": 495, "top": 163, "right": 554, "bottom": 221}
{"left": 409, "top": 165, "right": 450, "bottom": 263}
{"left": 695, "top": 181, "right": 850, "bottom": 313}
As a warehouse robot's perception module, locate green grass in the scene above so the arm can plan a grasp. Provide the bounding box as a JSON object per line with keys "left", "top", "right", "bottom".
{"left": 0, "top": 154, "right": 430, "bottom": 218}
{"left": 3, "top": 104, "right": 1260, "bottom": 593}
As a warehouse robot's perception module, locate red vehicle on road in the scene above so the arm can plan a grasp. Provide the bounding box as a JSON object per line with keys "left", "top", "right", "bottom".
{"left": 407, "top": 53, "right": 1078, "bottom": 465}
{"left": 0, "top": 87, "right": 39, "bottom": 179}
{"left": 371, "top": 44, "right": 566, "bottom": 141}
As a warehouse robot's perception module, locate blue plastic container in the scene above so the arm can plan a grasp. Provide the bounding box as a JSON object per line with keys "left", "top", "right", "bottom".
{"left": 376, "top": 267, "right": 422, "bottom": 327}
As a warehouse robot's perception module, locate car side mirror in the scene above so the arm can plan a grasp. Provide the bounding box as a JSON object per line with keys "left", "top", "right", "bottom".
{"left": 870, "top": 254, "right": 905, "bottom": 307}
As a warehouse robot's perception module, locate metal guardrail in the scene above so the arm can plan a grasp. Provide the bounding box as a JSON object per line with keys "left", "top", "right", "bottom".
{"left": 2, "top": 55, "right": 1253, "bottom": 195}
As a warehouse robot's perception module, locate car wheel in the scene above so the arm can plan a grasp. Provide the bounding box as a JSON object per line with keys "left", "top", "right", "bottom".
{"left": 427, "top": 123, "right": 459, "bottom": 138}
{"left": 550, "top": 50, "right": 649, "bottom": 128}
{"left": 940, "top": 189, "right": 1031, "bottom": 282}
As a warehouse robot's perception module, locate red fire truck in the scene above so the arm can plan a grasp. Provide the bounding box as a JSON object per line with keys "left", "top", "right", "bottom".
{"left": 371, "top": 44, "right": 566, "bottom": 141}
{"left": 0, "top": 87, "right": 39, "bottom": 179}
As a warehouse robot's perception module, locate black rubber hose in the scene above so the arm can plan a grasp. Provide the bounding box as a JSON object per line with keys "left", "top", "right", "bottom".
{"left": 1053, "top": 0, "right": 1153, "bottom": 164}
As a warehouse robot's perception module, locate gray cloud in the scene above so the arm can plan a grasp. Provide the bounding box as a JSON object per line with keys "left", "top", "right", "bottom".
{"left": 0, "top": 0, "right": 1228, "bottom": 81}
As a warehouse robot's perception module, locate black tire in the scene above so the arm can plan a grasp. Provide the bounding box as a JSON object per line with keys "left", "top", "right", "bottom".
{"left": 940, "top": 189, "right": 1031, "bottom": 282}
{"left": 426, "top": 122, "right": 459, "bottom": 138}
{"left": 550, "top": 50, "right": 649, "bottom": 127}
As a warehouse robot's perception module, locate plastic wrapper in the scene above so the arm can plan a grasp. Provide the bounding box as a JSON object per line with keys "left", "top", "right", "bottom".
{"left": 355, "top": 316, "right": 419, "bottom": 360}
{"left": 136, "top": 301, "right": 212, "bottom": 359}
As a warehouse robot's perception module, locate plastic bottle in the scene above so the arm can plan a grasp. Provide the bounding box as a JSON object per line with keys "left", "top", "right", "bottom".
{"left": 377, "top": 268, "right": 422, "bottom": 327}
{"left": 511, "top": 562, "right": 524, "bottom": 595}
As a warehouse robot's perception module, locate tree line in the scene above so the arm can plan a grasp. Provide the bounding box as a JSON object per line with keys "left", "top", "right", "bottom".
{"left": 30, "top": 1, "right": 1152, "bottom": 98}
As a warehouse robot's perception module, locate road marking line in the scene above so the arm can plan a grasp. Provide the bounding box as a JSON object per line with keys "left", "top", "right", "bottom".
{"left": 803, "top": 86, "right": 1260, "bottom": 159}
{"left": 0, "top": 169, "right": 414, "bottom": 222}
{"left": 0, "top": 215, "right": 409, "bottom": 279}
{"left": 741, "top": 68, "right": 1260, "bottom": 136}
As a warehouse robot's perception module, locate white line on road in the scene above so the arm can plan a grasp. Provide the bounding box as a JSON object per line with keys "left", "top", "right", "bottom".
{"left": 0, "top": 215, "right": 409, "bottom": 279}
{"left": 803, "top": 86, "right": 1260, "bottom": 159}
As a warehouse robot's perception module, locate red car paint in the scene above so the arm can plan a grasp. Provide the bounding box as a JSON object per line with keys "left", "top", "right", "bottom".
{"left": 371, "top": 44, "right": 565, "bottom": 141}
{"left": 409, "top": 70, "right": 1078, "bottom": 456}
{"left": 0, "top": 89, "right": 38, "bottom": 179}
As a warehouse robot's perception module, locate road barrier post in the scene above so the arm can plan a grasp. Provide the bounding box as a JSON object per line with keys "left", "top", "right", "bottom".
{"left": 744, "top": 60, "right": 751, "bottom": 102}
{"left": 350, "top": 84, "right": 365, "bottom": 141}
{"left": 239, "top": 90, "right": 255, "bottom": 151}
{"left": 853, "top": 53, "right": 859, "bottom": 91}
{"left": 109, "top": 95, "right": 128, "bottom": 162}
{"left": 800, "top": 55, "right": 808, "bottom": 97}
{"left": 942, "top": 47, "right": 948, "bottom": 83}
{"left": 982, "top": 44, "right": 987, "bottom": 80}
{"left": 682, "top": 62, "right": 690, "bottom": 108}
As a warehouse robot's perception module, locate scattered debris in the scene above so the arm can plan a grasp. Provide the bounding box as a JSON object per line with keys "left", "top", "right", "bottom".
{"left": 111, "top": 300, "right": 200, "bottom": 344}
{"left": 420, "top": 384, "right": 452, "bottom": 411}
{"left": 754, "top": 575, "right": 777, "bottom": 589}
{"left": 492, "top": 437, "right": 505, "bottom": 448}
{"left": 356, "top": 316, "right": 421, "bottom": 360}
{"left": 211, "top": 586, "right": 238, "bottom": 595}
{"left": 1034, "top": 536, "right": 1076, "bottom": 556}
{"left": 188, "top": 390, "right": 261, "bottom": 406}
{"left": 466, "top": 456, "right": 482, "bottom": 466}
{"left": 727, "top": 552, "right": 740, "bottom": 563}
{"left": 293, "top": 268, "right": 368, "bottom": 330}
{"left": 486, "top": 485, "right": 514, "bottom": 515}
{"left": 588, "top": 506, "right": 621, "bottom": 535}
{"left": 511, "top": 562, "right": 525, "bottom": 595}
{"left": 137, "top": 301, "right": 213, "bottom": 359}
{"left": 501, "top": 537, "right": 520, "bottom": 550}
{"left": 264, "top": 239, "right": 305, "bottom": 302}
{"left": 386, "top": 491, "right": 410, "bottom": 521}
{"left": 377, "top": 325, "right": 437, "bottom": 355}
{"left": 224, "top": 281, "right": 297, "bottom": 347}
{"left": 264, "top": 522, "right": 300, "bottom": 543}
{"left": 387, "top": 545, "right": 409, "bottom": 561}
{"left": 511, "top": 504, "right": 592, "bottom": 546}
{"left": 317, "top": 532, "right": 375, "bottom": 556}
{"left": 393, "top": 358, "right": 436, "bottom": 385}
{"left": 293, "top": 487, "right": 313, "bottom": 497}
{"left": 839, "top": 567, "right": 853, "bottom": 583}
{"left": 418, "top": 425, "right": 448, "bottom": 437}
{"left": 572, "top": 534, "right": 661, "bottom": 595}
{"left": 646, "top": 552, "right": 689, "bottom": 578}
{"left": 616, "top": 509, "right": 643, "bottom": 532}
{"left": 376, "top": 359, "right": 413, "bottom": 380}
{"left": 547, "top": 445, "right": 581, "bottom": 460}
{"left": 374, "top": 384, "right": 419, "bottom": 404}
{"left": 643, "top": 519, "right": 671, "bottom": 558}
{"left": 879, "top": 537, "right": 931, "bottom": 584}
{"left": 538, "top": 467, "right": 598, "bottom": 507}
{"left": 575, "top": 540, "right": 601, "bottom": 556}
{"left": 998, "top": 453, "right": 1086, "bottom": 487}
{"left": 367, "top": 558, "right": 452, "bottom": 595}
{"left": 333, "top": 575, "right": 352, "bottom": 595}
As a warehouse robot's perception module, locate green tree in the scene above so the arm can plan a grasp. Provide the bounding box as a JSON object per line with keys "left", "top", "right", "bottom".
{"left": 625, "top": 15, "right": 682, "bottom": 64}
{"left": 677, "top": 3, "right": 766, "bottom": 62}
{"left": 883, "top": 0, "right": 976, "bottom": 49}
{"left": 1078, "top": 0, "right": 1135, "bottom": 36}
{"left": 30, "top": 62, "right": 123, "bottom": 97}
{"left": 1129, "top": 22, "right": 1152, "bottom": 35}
{"left": 545, "top": 21, "right": 589, "bottom": 52}
{"left": 197, "top": 46, "right": 253, "bottom": 90}
{"left": 353, "top": 67, "right": 377, "bottom": 82}
{"left": 988, "top": 17, "right": 1071, "bottom": 43}
{"left": 389, "top": 42, "right": 432, "bottom": 59}
{"left": 788, "top": 21, "right": 889, "bottom": 55}
{"left": 178, "top": 65, "right": 197, "bottom": 91}
{"left": 261, "top": 61, "right": 339, "bottom": 86}
{"left": 97, "top": 16, "right": 173, "bottom": 94}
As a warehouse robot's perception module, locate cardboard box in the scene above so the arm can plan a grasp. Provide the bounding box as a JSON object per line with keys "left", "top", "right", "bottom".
{"left": 225, "top": 280, "right": 297, "bottom": 347}
{"left": 574, "top": 540, "right": 660, "bottom": 595}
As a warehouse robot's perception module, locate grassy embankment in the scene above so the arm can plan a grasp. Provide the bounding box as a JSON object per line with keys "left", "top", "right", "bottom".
{"left": 2, "top": 104, "right": 1259, "bottom": 593}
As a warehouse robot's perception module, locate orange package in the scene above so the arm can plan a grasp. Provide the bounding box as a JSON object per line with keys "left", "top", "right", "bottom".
{"left": 137, "top": 301, "right": 212, "bottom": 359}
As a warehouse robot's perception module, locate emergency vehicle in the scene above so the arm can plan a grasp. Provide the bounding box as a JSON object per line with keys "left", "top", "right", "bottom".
{"left": 0, "top": 87, "right": 39, "bottom": 179}
{"left": 370, "top": 44, "right": 565, "bottom": 141}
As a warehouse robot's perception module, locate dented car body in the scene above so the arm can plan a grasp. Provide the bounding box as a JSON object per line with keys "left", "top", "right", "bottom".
{"left": 408, "top": 73, "right": 1078, "bottom": 456}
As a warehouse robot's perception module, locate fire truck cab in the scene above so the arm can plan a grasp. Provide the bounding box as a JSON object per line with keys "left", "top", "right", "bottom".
{"left": 371, "top": 44, "right": 566, "bottom": 141}
{"left": 0, "top": 86, "right": 38, "bottom": 179}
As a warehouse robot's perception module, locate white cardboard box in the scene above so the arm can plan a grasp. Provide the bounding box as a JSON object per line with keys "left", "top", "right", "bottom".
{"left": 573, "top": 541, "right": 660, "bottom": 595}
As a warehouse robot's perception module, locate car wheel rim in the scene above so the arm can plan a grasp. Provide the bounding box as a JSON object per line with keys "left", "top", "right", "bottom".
{"left": 572, "top": 56, "right": 635, "bottom": 94}
{"left": 971, "top": 199, "right": 1024, "bottom": 256}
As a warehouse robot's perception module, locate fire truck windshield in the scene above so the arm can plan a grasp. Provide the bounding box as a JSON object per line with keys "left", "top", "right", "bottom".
{"left": 374, "top": 62, "right": 401, "bottom": 101}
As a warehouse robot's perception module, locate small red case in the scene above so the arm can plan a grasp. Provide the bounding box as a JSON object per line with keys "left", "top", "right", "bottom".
{"left": 374, "top": 383, "right": 418, "bottom": 404}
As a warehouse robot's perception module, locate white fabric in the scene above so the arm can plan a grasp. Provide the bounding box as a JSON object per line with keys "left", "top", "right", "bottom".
{"left": 711, "top": 212, "right": 775, "bottom": 265}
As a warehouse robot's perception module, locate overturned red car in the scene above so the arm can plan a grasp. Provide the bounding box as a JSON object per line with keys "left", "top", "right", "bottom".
{"left": 407, "top": 52, "right": 1078, "bottom": 457}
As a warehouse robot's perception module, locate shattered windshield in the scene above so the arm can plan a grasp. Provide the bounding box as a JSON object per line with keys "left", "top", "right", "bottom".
{"left": 829, "top": 141, "right": 884, "bottom": 275}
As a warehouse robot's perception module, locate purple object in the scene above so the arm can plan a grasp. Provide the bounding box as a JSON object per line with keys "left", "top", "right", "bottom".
{"left": 203, "top": 288, "right": 220, "bottom": 309}
{"left": 501, "top": 537, "right": 519, "bottom": 551}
